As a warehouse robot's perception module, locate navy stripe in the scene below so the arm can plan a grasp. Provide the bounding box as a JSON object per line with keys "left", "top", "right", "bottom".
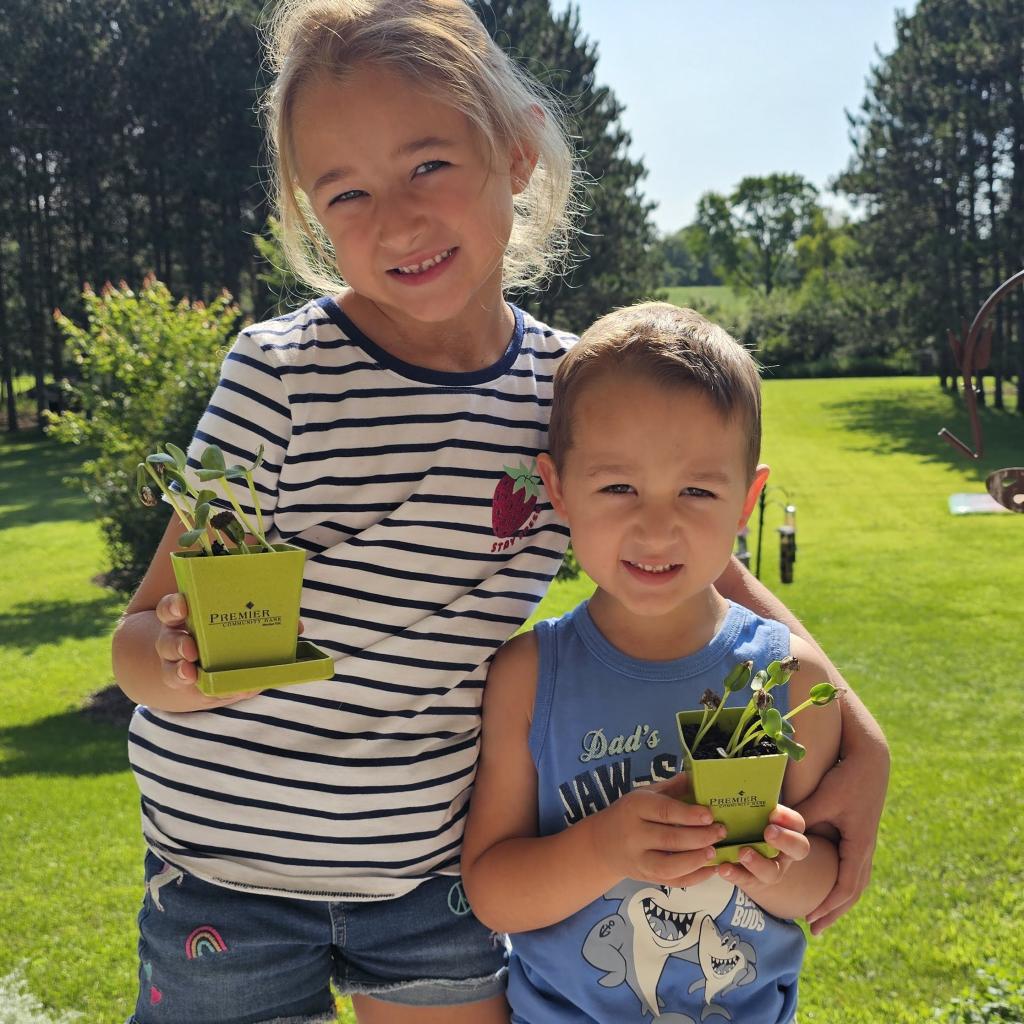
{"left": 138, "top": 708, "right": 478, "bottom": 767}
{"left": 132, "top": 763, "right": 461, "bottom": 821}
{"left": 203, "top": 403, "right": 290, "bottom": 449}
{"left": 144, "top": 828, "right": 466, "bottom": 871}
{"left": 292, "top": 410, "right": 547, "bottom": 434}
{"left": 301, "top": 607, "right": 505, "bottom": 650}
{"left": 313, "top": 636, "right": 478, "bottom": 673}
{"left": 284, "top": 437, "right": 546, "bottom": 464}
{"left": 290, "top": 384, "right": 550, "bottom": 406}
{"left": 142, "top": 795, "right": 469, "bottom": 846}
{"left": 130, "top": 733, "right": 475, "bottom": 795}
{"left": 213, "top": 705, "right": 466, "bottom": 743}
{"left": 217, "top": 375, "right": 290, "bottom": 420}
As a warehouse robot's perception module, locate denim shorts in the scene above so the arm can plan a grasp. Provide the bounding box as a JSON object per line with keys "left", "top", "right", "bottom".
{"left": 130, "top": 851, "right": 507, "bottom": 1024}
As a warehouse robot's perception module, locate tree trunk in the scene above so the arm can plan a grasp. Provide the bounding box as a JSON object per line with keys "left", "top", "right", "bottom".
{"left": 0, "top": 252, "right": 17, "bottom": 432}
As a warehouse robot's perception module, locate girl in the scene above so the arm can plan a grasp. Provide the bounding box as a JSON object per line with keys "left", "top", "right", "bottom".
{"left": 112, "top": 2, "right": 887, "bottom": 1022}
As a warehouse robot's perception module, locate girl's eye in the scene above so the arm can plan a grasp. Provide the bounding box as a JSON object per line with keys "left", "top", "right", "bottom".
{"left": 327, "top": 189, "right": 366, "bottom": 207}
{"left": 602, "top": 484, "right": 634, "bottom": 495}
{"left": 413, "top": 159, "right": 449, "bottom": 177}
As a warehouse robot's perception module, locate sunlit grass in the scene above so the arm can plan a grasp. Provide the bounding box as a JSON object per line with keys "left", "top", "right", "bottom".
{"left": 2, "top": 376, "right": 1022, "bottom": 1020}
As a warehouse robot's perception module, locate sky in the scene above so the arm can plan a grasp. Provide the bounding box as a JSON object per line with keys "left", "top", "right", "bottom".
{"left": 548, "top": 1, "right": 913, "bottom": 234}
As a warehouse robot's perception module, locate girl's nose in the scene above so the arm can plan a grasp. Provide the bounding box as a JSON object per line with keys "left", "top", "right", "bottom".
{"left": 376, "top": 193, "right": 427, "bottom": 253}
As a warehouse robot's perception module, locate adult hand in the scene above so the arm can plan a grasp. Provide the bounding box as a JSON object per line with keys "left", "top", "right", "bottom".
{"left": 796, "top": 750, "right": 888, "bottom": 934}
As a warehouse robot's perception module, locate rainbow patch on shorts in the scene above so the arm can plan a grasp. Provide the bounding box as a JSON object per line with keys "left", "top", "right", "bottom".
{"left": 185, "top": 925, "right": 228, "bottom": 959}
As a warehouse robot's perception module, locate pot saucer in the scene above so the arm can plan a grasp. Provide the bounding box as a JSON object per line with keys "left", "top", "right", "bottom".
{"left": 196, "top": 640, "right": 335, "bottom": 696}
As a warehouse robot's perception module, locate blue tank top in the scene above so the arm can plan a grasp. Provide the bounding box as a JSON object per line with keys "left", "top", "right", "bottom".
{"left": 507, "top": 600, "right": 805, "bottom": 1024}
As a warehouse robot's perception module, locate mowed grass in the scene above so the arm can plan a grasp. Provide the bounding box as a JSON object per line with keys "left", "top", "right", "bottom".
{"left": 662, "top": 284, "right": 750, "bottom": 326}
{"left": 2, "top": 376, "right": 1023, "bottom": 1022}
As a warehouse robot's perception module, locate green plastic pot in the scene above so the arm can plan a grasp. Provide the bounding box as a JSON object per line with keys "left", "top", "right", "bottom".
{"left": 676, "top": 706, "right": 786, "bottom": 864}
{"left": 171, "top": 544, "right": 325, "bottom": 696}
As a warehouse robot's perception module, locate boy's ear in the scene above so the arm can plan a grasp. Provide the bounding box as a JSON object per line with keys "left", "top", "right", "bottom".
{"left": 537, "top": 452, "right": 568, "bottom": 519}
{"left": 739, "top": 464, "right": 770, "bottom": 528}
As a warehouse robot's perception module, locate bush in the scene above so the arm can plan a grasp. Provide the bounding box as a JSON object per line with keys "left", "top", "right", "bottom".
{"left": 47, "top": 276, "right": 241, "bottom": 591}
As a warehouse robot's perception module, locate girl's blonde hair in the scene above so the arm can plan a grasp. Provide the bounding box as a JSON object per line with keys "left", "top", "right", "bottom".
{"left": 261, "top": 0, "right": 580, "bottom": 295}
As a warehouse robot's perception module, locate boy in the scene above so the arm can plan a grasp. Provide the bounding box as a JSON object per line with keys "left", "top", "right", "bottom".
{"left": 462, "top": 303, "right": 844, "bottom": 1023}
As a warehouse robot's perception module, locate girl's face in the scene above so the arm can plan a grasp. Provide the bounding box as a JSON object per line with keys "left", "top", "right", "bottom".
{"left": 539, "top": 372, "right": 769, "bottom": 632}
{"left": 290, "top": 66, "right": 533, "bottom": 331}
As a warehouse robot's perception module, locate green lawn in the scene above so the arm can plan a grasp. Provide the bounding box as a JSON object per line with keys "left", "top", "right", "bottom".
{"left": 2, "top": 377, "right": 1023, "bottom": 1021}
{"left": 661, "top": 284, "right": 750, "bottom": 327}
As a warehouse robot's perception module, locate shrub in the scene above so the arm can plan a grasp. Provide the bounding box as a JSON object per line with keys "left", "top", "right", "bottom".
{"left": 47, "top": 276, "right": 241, "bottom": 591}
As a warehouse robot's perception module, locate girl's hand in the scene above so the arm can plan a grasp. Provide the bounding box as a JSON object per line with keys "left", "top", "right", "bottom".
{"left": 590, "top": 772, "right": 725, "bottom": 889}
{"left": 717, "top": 804, "right": 809, "bottom": 892}
{"left": 154, "top": 593, "right": 259, "bottom": 706}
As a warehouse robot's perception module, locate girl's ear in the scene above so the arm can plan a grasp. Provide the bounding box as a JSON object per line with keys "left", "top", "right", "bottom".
{"left": 510, "top": 106, "right": 542, "bottom": 195}
{"left": 739, "top": 465, "right": 770, "bottom": 528}
{"left": 537, "top": 452, "right": 568, "bottom": 519}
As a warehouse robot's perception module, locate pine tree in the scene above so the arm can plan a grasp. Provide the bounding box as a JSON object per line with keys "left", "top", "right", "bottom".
{"left": 474, "top": 0, "right": 663, "bottom": 333}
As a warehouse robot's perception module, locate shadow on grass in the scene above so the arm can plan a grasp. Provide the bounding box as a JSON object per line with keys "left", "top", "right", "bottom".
{"left": 0, "top": 595, "right": 124, "bottom": 652}
{"left": 0, "top": 709, "right": 129, "bottom": 777}
{"left": 0, "top": 432, "right": 98, "bottom": 531}
{"left": 825, "top": 384, "right": 1024, "bottom": 482}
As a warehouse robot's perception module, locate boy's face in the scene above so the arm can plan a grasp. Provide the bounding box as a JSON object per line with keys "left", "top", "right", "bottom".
{"left": 539, "top": 371, "right": 768, "bottom": 623}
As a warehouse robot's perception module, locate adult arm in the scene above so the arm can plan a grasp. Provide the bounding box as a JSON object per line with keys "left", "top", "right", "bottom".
{"left": 717, "top": 636, "right": 841, "bottom": 920}
{"left": 715, "top": 556, "right": 890, "bottom": 932}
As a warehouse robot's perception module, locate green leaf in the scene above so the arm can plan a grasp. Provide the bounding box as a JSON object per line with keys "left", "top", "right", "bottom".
{"left": 775, "top": 735, "right": 806, "bottom": 761}
{"left": 165, "top": 442, "right": 187, "bottom": 470}
{"left": 195, "top": 489, "right": 217, "bottom": 506}
{"left": 223, "top": 466, "right": 245, "bottom": 480}
{"left": 810, "top": 683, "right": 840, "bottom": 705}
{"left": 146, "top": 453, "right": 175, "bottom": 465}
{"left": 179, "top": 529, "right": 205, "bottom": 548}
{"left": 759, "top": 707, "right": 784, "bottom": 739}
{"left": 196, "top": 468, "right": 225, "bottom": 482}
{"left": 201, "top": 445, "right": 226, "bottom": 472}
{"left": 253, "top": 445, "right": 265, "bottom": 471}
{"left": 194, "top": 503, "right": 211, "bottom": 529}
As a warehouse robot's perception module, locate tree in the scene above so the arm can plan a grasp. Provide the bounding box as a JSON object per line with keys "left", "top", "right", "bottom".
{"left": 657, "top": 224, "right": 721, "bottom": 287}
{"left": 838, "top": 0, "right": 1024, "bottom": 408}
{"left": 473, "top": 0, "right": 663, "bottom": 332}
{"left": 694, "top": 174, "right": 820, "bottom": 296}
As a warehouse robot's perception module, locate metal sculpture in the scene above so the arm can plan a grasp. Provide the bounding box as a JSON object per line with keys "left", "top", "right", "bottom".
{"left": 939, "top": 268, "right": 1024, "bottom": 512}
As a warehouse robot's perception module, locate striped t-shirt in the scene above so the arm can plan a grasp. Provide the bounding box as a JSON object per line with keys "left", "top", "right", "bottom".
{"left": 128, "top": 297, "right": 575, "bottom": 899}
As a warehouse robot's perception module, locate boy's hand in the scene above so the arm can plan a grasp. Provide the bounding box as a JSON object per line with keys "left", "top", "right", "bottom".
{"left": 154, "top": 593, "right": 259, "bottom": 706}
{"left": 716, "top": 804, "right": 809, "bottom": 893}
{"left": 589, "top": 772, "right": 724, "bottom": 888}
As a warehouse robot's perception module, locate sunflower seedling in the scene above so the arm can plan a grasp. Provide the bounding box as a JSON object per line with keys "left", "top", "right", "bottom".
{"left": 687, "top": 656, "right": 842, "bottom": 762}
{"left": 136, "top": 443, "right": 274, "bottom": 555}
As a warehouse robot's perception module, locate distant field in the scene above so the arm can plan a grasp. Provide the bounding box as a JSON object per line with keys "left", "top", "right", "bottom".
{"left": 662, "top": 284, "right": 750, "bottom": 322}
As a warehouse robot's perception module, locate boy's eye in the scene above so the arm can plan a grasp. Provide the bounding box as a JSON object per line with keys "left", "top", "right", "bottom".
{"left": 602, "top": 484, "right": 634, "bottom": 495}
{"left": 327, "top": 188, "right": 367, "bottom": 207}
{"left": 682, "top": 487, "right": 715, "bottom": 498}
{"left": 413, "top": 159, "right": 449, "bottom": 177}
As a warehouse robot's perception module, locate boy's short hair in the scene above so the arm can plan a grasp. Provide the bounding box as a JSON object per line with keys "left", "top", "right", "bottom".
{"left": 548, "top": 302, "right": 763, "bottom": 478}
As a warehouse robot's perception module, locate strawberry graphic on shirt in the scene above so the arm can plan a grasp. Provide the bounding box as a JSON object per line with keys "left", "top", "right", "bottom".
{"left": 492, "top": 460, "right": 542, "bottom": 538}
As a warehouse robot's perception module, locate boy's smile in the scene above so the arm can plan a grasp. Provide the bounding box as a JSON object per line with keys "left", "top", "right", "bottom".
{"left": 539, "top": 371, "right": 768, "bottom": 658}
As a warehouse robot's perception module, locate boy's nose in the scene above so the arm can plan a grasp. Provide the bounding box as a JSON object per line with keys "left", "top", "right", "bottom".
{"left": 632, "top": 502, "right": 679, "bottom": 545}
